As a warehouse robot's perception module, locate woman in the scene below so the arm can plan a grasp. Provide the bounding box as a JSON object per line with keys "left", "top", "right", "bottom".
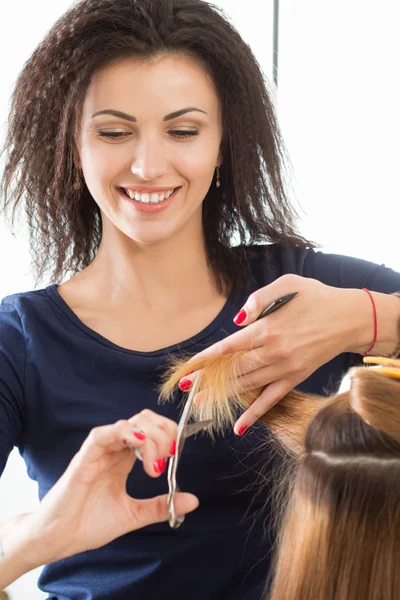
{"left": 0, "top": 0, "right": 399, "bottom": 598}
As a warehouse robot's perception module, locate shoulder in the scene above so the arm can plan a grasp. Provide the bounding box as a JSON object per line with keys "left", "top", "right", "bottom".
{"left": 0, "top": 286, "right": 58, "bottom": 399}
{"left": 240, "top": 244, "right": 400, "bottom": 293}
{"left": 237, "top": 243, "right": 315, "bottom": 287}
{"left": 0, "top": 286, "right": 55, "bottom": 339}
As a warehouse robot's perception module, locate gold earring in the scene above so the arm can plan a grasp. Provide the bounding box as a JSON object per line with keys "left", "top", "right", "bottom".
{"left": 73, "top": 175, "right": 81, "bottom": 190}
{"left": 216, "top": 166, "right": 221, "bottom": 188}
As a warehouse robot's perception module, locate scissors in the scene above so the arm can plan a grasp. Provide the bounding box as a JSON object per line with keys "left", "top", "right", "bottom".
{"left": 130, "top": 374, "right": 211, "bottom": 528}
{"left": 165, "top": 291, "right": 299, "bottom": 528}
{"left": 167, "top": 374, "right": 212, "bottom": 529}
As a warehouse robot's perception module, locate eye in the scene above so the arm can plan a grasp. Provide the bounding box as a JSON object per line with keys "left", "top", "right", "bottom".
{"left": 170, "top": 130, "right": 200, "bottom": 139}
{"left": 97, "top": 131, "right": 131, "bottom": 140}
{"left": 96, "top": 130, "right": 200, "bottom": 141}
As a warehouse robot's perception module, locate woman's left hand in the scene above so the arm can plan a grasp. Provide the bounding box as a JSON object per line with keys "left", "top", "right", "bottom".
{"left": 179, "top": 274, "right": 369, "bottom": 434}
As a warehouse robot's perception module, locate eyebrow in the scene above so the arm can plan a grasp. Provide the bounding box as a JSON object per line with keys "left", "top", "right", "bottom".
{"left": 91, "top": 107, "right": 208, "bottom": 122}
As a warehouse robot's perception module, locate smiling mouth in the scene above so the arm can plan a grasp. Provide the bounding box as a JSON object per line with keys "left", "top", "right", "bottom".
{"left": 119, "top": 187, "right": 180, "bottom": 204}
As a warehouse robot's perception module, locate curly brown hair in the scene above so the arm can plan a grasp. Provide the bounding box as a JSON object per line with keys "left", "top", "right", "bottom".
{"left": 0, "top": 0, "right": 313, "bottom": 294}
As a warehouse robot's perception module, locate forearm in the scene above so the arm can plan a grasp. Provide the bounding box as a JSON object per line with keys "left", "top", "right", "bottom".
{"left": 345, "top": 289, "right": 400, "bottom": 356}
{"left": 0, "top": 513, "right": 42, "bottom": 590}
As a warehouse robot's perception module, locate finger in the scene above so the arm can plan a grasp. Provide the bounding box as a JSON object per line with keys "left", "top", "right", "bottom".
{"left": 129, "top": 411, "right": 177, "bottom": 451}
{"left": 78, "top": 420, "right": 146, "bottom": 465}
{"left": 129, "top": 492, "right": 199, "bottom": 529}
{"left": 129, "top": 409, "right": 178, "bottom": 444}
{"left": 184, "top": 326, "right": 267, "bottom": 367}
{"left": 235, "top": 362, "right": 291, "bottom": 393}
{"left": 178, "top": 370, "right": 200, "bottom": 392}
{"left": 179, "top": 348, "right": 269, "bottom": 392}
{"left": 129, "top": 411, "right": 177, "bottom": 475}
{"left": 233, "top": 275, "right": 300, "bottom": 326}
{"left": 233, "top": 379, "right": 292, "bottom": 434}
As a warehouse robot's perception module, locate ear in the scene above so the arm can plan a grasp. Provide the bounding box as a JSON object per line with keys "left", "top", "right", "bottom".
{"left": 71, "top": 131, "right": 82, "bottom": 169}
{"left": 72, "top": 150, "right": 81, "bottom": 170}
{"left": 217, "top": 148, "right": 223, "bottom": 167}
{"left": 73, "top": 150, "right": 82, "bottom": 170}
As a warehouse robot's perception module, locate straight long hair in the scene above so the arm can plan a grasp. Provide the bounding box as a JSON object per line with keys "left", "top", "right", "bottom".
{"left": 160, "top": 354, "right": 400, "bottom": 600}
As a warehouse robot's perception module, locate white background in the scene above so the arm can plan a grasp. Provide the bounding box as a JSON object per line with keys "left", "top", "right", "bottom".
{"left": 1, "top": 1, "right": 399, "bottom": 598}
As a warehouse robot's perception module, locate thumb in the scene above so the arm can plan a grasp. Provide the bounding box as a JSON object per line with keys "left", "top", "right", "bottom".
{"left": 129, "top": 492, "right": 199, "bottom": 529}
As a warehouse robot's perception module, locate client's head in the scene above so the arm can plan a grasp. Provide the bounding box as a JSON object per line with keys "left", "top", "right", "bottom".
{"left": 269, "top": 363, "right": 400, "bottom": 600}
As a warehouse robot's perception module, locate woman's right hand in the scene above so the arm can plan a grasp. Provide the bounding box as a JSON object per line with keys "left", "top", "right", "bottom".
{"left": 23, "top": 410, "right": 198, "bottom": 567}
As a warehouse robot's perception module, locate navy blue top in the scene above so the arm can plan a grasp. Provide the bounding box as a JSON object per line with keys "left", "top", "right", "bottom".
{"left": 1, "top": 245, "right": 400, "bottom": 600}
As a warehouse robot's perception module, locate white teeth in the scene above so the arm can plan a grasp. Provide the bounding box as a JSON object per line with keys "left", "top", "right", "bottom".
{"left": 124, "top": 188, "right": 176, "bottom": 203}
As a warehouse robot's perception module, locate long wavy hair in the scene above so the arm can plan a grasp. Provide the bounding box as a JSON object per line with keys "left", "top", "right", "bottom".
{"left": 161, "top": 354, "right": 400, "bottom": 599}
{"left": 0, "top": 0, "right": 312, "bottom": 293}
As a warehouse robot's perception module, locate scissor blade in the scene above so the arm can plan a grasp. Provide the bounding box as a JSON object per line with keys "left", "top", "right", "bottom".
{"left": 184, "top": 419, "right": 213, "bottom": 439}
{"left": 168, "top": 375, "right": 212, "bottom": 529}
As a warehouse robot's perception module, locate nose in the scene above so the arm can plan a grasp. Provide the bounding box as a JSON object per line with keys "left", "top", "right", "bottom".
{"left": 130, "top": 134, "right": 168, "bottom": 181}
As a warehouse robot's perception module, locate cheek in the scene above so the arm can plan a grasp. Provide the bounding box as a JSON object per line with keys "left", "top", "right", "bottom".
{"left": 175, "top": 146, "right": 218, "bottom": 184}
{"left": 81, "top": 142, "right": 121, "bottom": 187}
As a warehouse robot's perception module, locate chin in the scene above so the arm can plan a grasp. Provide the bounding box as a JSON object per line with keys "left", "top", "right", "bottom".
{"left": 121, "top": 225, "right": 178, "bottom": 247}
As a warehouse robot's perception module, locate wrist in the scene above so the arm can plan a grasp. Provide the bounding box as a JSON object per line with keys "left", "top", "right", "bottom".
{"left": 345, "top": 289, "right": 400, "bottom": 355}
{"left": 342, "top": 288, "right": 373, "bottom": 353}
{"left": 0, "top": 513, "right": 42, "bottom": 589}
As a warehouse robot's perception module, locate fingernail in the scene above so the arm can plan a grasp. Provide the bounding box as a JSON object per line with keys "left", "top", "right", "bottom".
{"left": 154, "top": 458, "right": 167, "bottom": 473}
{"left": 179, "top": 378, "right": 193, "bottom": 392}
{"left": 132, "top": 428, "right": 146, "bottom": 441}
{"left": 237, "top": 425, "right": 248, "bottom": 436}
{"left": 123, "top": 439, "right": 127, "bottom": 445}
{"left": 170, "top": 440, "right": 176, "bottom": 456}
{"left": 233, "top": 308, "right": 247, "bottom": 325}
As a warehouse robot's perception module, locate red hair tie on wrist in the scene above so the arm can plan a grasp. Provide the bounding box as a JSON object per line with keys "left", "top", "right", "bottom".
{"left": 361, "top": 288, "right": 378, "bottom": 356}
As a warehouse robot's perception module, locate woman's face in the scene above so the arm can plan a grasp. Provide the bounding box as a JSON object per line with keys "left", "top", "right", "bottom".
{"left": 78, "top": 54, "right": 223, "bottom": 247}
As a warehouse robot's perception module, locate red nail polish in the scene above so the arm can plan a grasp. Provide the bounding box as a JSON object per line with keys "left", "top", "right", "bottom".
{"left": 154, "top": 458, "right": 166, "bottom": 473}
{"left": 179, "top": 378, "right": 192, "bottom": 392}
{"left": 237, "top": 425, "right": 248, "bottom": 436}
{"left": 133, "top": 431, "right": 146, "bottom": 441}
{"left": 123, "top": 439, "right": 127, "bottom": 445}
{"left": 170, "top": 441, "right": 176, "bottom": 456}
{"left": 233, "top": 308, "right": 247, "bottom": 325}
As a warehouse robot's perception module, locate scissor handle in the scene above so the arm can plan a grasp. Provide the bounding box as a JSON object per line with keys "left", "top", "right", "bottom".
{"left": 167, "top": 374, "right": 201, "bottom": 528}
{"left": 256, "top": 292, "right": 298, "bottom": 320}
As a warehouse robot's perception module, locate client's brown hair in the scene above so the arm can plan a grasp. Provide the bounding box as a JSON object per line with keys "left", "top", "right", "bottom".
{"left": 160, "top": 351, "right": 322, "bottom": 456}
{"left": 160, "top": 354, "right": 400, "bottom": 600}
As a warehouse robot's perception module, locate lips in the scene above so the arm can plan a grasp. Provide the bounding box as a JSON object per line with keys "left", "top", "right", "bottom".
{"left": 118, "top": 186, "right": 181, "bottom": 213}
{"left": 119, "top": 187, "right": 177, "bottom": 203}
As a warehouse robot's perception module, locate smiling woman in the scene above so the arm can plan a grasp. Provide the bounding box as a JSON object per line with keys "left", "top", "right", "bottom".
{"left": 0, "top": 0, "right": 400, "bottom": 599}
